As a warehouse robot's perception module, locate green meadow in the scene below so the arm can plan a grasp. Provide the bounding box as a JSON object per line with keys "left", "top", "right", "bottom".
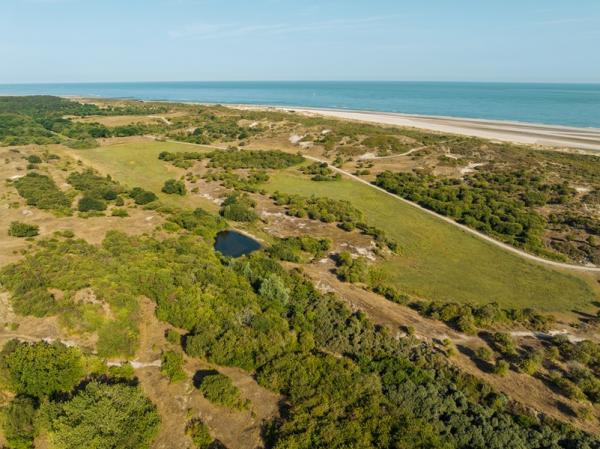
{"left": 265, "top": 169, "right": 598, "bottom": 313}
{"left": 63, "top": 140, "right": 598, "bottom": 313}
{"left": 64, "top": 140, "right": 217, "bottom": 212}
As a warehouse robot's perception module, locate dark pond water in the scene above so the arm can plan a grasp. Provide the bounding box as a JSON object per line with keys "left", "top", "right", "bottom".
{"left": 214, "top": 230, "right": 261, "bottom": 258}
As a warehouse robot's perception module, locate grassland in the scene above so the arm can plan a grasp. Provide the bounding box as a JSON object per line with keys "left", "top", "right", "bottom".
{"left": 265, "top": 169, "right": 598, "bottom": 313}
{"left": 58, "top": 139, "right": 217, "bottom": 212}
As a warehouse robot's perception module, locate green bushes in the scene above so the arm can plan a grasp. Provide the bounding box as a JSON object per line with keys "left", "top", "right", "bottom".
{"left": 186, "top": 419, "right": 214, "bottom": 449}
{"left": 8, "top": 222, "right": 39, "bottom": 238}
{"left": 47, "top": 381, "right": 160, "bottom": 449}
{"left": 3, "top": 396, "right": 37, "bottom": 449}
{"left": 335, "top": 251, "right": 369, "bottom": 283}
{"left": 414, "top": 301, "right": 554, "bottom": 332}
{"left": 162, "top": 179, "right": 186, "bottom": 195}
{"left": 220, "top": 193, "right": 258, "bottom": 222}
{"left": 161, "top": 351, "right": 186, "bottom": 383}
{"left": 205, "top": 149, "right": 304, "bottom": 169}
{"left": 197, "top": 373, "right": 248, "bottom": 410}
{"left": 111, "top": 208, "right": 129, "bottom": 217}
{"left": 78, "top": 195, "right": 107, "bottom": 212}
{"left": 129, "top": 187, "right": 158, "bottom": 205}
{"left": 167, "top": 207, "right": 227, "bottom": 242}
{"left": 267, "top": 236, "right": 331, "bottom": 262}
{"left": 67, "top": 169, "right": 123, "bottom": 200}
{"left": 374, "top": 170, "right": 562, "bottom": 258}
{"left": 0, "top": 340, "right": 84, "bottom": 399}
{"left": 13, "top": 172, "right": 71, "bottom": 210}
{"left": 299, "top": 162, "right": 341, "bottom": 181}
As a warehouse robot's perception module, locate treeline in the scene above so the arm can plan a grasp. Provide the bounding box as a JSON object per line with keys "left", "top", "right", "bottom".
{"left": 0, "top": 96, "right": 167, "bottom": 146}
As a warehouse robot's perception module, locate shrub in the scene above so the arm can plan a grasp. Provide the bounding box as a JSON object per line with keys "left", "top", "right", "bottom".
{"left": 8, "top": 222, "right": 39, "bottom": 238}
{"left": 475, "top": 346, "right": 493, "bottom": 362}
{"left": 220, "top": 194, "right": 258, "bottom": 222}
{"left": 78, "top": 195, "right": 107, "bottom": 212}
{"left": 160, "top": 351, "right": 186, "bottom": 383}
{"left": 26, "top": 154, "right": 42, "bottom": 164}
{"left": 129, "top": 187, "right": 158, "bottom": 205}
{"left": 197, "top": 373, "right": 248, "bottom": 409}
{"left": 162, "top": 179, "right": 186, "bottom": 195}
{"left": 186, "top": 419, "right": 213, "bottom": 449}
{"left": 111, "top": 208, "right": 129, "bottom": 218}
{"left": 335, "top": 252, "right": 369, "bottom": 283}
{"left": 494, "top": 360, "right": 510, "bottom": 376}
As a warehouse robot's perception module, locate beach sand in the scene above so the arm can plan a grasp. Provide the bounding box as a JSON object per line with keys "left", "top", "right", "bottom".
{"left": 235, "top": 105, "right": 600, "bottom": 152}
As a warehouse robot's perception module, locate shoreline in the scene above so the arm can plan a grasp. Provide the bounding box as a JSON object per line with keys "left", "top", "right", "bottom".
{"left": 229, "top": 104, "right": 600, "bottom": 152}
{"left": 64, "top": 95, "right": 600, "bottom": 151}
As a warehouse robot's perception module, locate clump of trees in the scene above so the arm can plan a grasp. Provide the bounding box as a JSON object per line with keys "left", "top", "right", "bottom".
{"left": 204, "top": 169, "right": 269, "bottom": 193}
{"left": 162, "top": 179, "right": 187, "bottom": 195}
{"left": 47, "top": 381, "right": 160, "bottom": 449}
{"left": 267, "top": 236, "right": 331, "bottom": 262}
{"left": 205, "top": 149, "right": 304, "bottom": 170}
{"left": 8, "top": 221, "right": 39, "bottom": 238}
{"left": 220, "top": 193, "right": 258, "bottom": 222}
{"left": 335, "top": 251, "right": 369, "bottom": 283}
{"left": 299, "top": 162, "right": 341, "bottom": 181}
{"left": 197, "top": 373, "right": 248, "bottom": 410}
{"left": 129, "top": 187, "right": 158, "bottom": 205}
{"left": 13, "top": 172, "right": 71, "bottom": 211}
{"left": 413, "top": 301, "right": 554, "bottom": 333}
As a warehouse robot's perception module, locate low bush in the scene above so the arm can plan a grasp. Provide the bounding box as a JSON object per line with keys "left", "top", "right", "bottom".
{"left": 8, "top": 221, "right": 39, "bottom": 238}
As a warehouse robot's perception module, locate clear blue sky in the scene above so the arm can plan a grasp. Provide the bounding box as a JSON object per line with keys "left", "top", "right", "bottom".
{"left": 1, "top": 0, "right": 599, "bottom": 83}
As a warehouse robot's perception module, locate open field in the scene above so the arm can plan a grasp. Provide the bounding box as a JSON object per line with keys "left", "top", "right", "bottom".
{"left": 58, "top": 138, "right": 218, "bottom": 212}
{"left": 265, "top": 169, "right": 599, "bottom": 313}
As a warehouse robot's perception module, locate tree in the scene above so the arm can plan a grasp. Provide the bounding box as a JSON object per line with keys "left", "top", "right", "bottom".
{"left": 49, "top": 381, "right": 160, "bottom": 449}
{"left": 3, "top": 396, "right": 37, "bottom": 449}
{"left": 0, "top": 340, "right": 84, "bottom": 399}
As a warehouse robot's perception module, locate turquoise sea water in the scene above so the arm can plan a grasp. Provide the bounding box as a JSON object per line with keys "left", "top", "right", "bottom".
{"left": 0, "top": 81, "right": 599, "bottom": 128}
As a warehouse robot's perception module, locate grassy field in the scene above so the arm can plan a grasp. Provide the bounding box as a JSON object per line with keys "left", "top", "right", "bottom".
{"left": 265, "top": 169, "right": 599, "bottom": 313}
{"left": 59, "top": 139, "right": 218, "bottom": 212}
{"left": 58, "top": 139, "right": 599, "bottom": 313}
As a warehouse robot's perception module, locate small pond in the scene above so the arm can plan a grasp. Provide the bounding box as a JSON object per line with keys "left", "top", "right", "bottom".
{"left": 214, "top": 230, "right": 261, "bottom": 258}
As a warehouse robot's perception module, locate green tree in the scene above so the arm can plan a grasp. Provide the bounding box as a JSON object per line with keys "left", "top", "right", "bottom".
{"left": 162, "top": 179, "right": 187, "bottom": 195}
{"left": 161, "top": 351, "right": 186, "bottom": 383}
{"left": 49, "top": 381, "right": 160, "bottom": 449}
{"left": 0, "top": 340, "right": 84, "bottom": 399}
{"left": 3, "top": 396, "right": 37, "bottom": 449}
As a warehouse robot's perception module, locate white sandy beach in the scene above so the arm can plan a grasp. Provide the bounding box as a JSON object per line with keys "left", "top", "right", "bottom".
{"left": 234, "top": 105, "right": 600, "bottom": 152}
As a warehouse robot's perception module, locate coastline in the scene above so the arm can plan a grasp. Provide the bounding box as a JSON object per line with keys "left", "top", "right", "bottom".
{"left": 230, "top": 104, "right": 600, "bottom": 152}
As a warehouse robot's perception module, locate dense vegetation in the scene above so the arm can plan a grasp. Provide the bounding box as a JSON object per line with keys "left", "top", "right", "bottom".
{"left": 159, "top": 148, "right": 304, "bottom": 170}
{"left": 0, "top": 340, "right": 159, "bottom": 449}
{"left": 8, "top": 222, "right": 39, "bottom": 238}
{"left": 374, "top": 170, "right": 563, "bottom": 259}
{"left": 272, "top": 191, "right": 396, "bottom": 251}
{"left": 220, "top": 193, "right": 258, "bottom": 222}
{"left": 267, "top": 236, "right": 331, "bottom": 262}
{"left": 299, "top": 161, "right": 341, "bottom": 181}
{"left": 3, "top": 225, "right": 597, "bottom": 448}
{"left": 13, "top": 172, "right": 71, "bottom": 211}
{"left": 196, "top": 373, "right": 248, "bottom": 410}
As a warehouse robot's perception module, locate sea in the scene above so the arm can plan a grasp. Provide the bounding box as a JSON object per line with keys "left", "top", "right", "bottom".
{"left": 0, "top": 81, "right": 599, "bottom": 128}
